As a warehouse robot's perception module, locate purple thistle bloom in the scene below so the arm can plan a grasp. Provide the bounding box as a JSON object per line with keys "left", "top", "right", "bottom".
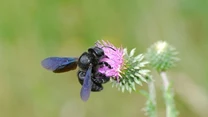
{"left": 96, "top": 41, "right": 124, "bottom": 81}
{"left": 95, "top": 40, "right": 150, "bottom": 93}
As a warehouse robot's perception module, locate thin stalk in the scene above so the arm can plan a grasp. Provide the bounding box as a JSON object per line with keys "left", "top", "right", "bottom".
{"left": 147, "top": 79, "right": 157, "bottom": 117}
{"left": 160, "top": 72, "right": 178, "bottom": 117}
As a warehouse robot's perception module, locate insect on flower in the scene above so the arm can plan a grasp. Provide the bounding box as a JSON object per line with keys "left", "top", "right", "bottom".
{"left": 41, "top": 40, "right": 150, "bottom": 101}
{"left": 41, "top": 44, "right": 115, "bottom": 101}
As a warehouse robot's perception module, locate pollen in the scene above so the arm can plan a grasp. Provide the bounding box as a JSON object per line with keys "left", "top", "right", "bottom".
{"left": 156, "top": 41, "right": 167, "bottom": 54}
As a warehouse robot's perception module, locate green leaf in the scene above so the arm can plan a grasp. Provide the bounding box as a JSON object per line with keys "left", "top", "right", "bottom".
{"left": 134, "top": 77, "right": 142, "bottom": 85}
{"left": 121, "top": 86, "right": 125, "bottom": 92}
{"left": 130, "top": 48, "right": 136, "bottom": 57}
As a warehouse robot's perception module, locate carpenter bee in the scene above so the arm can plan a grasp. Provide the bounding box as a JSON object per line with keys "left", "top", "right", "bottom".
{"left": 41, "top": 47, "right": 111, "bottom": 101}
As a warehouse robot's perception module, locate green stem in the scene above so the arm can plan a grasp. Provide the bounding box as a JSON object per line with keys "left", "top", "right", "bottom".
{"left": 147, "top": 79, "right": 157, "bottom": 117}
{"left": 160, "top": 72, "right": 178, "bottom": 117}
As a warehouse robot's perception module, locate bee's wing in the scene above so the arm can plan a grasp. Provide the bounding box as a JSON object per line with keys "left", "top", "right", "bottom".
{"left": 41, "top": 57, "right": 78, "bottom": 73}
{"left": 80, "top": 64, "right": 93, "bottom": 101}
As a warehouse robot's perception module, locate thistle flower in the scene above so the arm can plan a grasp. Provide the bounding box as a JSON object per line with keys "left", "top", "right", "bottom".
{"left": 96, "top": 41, "right": 150, "bottom": 93}
{"left": 145, "top": 41, "right": 179, "bottom": 72}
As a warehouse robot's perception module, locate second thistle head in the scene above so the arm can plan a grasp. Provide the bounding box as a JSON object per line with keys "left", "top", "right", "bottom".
{"left": 145, "top": 41, "right": 179, "bottom": 72}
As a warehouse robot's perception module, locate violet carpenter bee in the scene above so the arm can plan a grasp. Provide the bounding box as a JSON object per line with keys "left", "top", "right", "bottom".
{"left": 41, "top": 47, "right": 112, "bottom": 101}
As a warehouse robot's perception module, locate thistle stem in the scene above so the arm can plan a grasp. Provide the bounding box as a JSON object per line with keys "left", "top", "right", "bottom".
{"left": 160, "top": 72, "right": 178, "bottom": 117}
{"left": 147, "top": 79, "right": 157, "bottom": 117}
{"left": 148, "top": 80, "right": 156, "bottom": 106}
{"left": 160, "top": 72, "right": 169, "bottom": 91}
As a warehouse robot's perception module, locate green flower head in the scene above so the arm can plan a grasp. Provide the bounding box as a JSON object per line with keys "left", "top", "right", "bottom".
{"left": 145, "top": 41, "right": 179, "bottom": 72}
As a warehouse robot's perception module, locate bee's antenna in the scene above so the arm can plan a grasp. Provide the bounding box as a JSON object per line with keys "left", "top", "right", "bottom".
{"left": 101, "top": 46, "right": 116, "bottom": 51}
{"left": 95, "top": 41, "right": 116, "bottom": 51}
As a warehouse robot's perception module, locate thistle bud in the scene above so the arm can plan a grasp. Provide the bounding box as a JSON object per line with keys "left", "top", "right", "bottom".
{"left": 145, "top": 41, "right": 179, "bottom": 72}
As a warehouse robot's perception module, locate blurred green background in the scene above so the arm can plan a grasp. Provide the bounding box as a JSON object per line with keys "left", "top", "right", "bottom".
{"left": 0, "top": 0, "right": 208, "bottom": 117}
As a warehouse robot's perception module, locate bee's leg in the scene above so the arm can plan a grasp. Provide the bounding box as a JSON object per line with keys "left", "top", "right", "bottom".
{"left": 77, "top": 70, "right": 85, "bottom": 85}
{"left": 92, "top": 72, "right": 110, "bottom": 84}
{"left": 91, "top": 82, "right": 103, "bottom": 92}
{"left": 98, "top": 61, "right": 112, "bottom": 69}
{"left": 78, "top": 70, "right": 103, "bottom": 92}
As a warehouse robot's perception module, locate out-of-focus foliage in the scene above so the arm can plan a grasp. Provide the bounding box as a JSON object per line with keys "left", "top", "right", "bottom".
{"left": 0, "top": 0, "right": 208, "bottom": 117}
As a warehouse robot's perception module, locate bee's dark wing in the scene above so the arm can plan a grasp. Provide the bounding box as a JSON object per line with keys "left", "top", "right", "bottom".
{"left": 41, "top": 57, "right": 78, "bottom": 73}
{"left": 80, "top": 64, "right": 93, "bottom": 101}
